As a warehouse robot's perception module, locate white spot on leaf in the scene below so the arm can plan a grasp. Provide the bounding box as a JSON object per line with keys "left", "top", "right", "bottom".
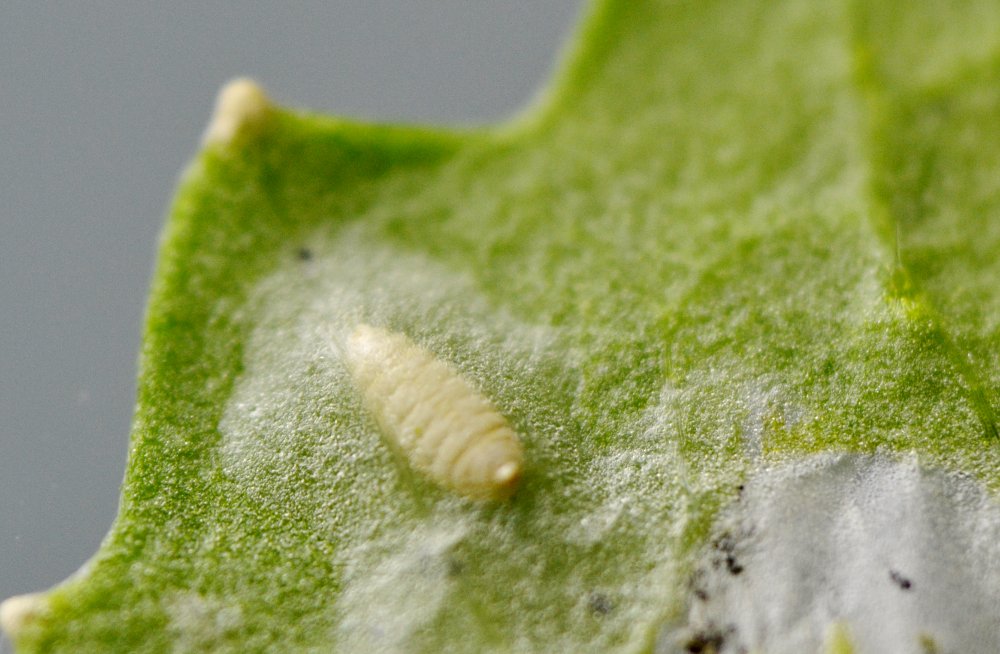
{"left": 202, "top": 78, "right": 272, "bottom": 147}
{"left": 0, "top": 592, "right": 47, "bottom": 638}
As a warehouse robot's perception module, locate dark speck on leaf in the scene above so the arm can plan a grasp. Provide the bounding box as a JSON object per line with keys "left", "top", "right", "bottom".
{"left": 296, "top": 247, "right": 313, "bottom": 261}
{"left": 890, "top": 569, "right": 913, "bottom": 590}
{"left": 446, "top": 557, "right": 464, "bottom": 577}
{"left": 712, "top": 533, "right": 744, "bottom": 575}
{"left": 587, "top": 592, "right": 612, "bottom": 616}
{"left": 688, "top": 570, "right": 710, "bottom": 601}
{"left": 685, "top": 626, "right": 727, "bottom": 653}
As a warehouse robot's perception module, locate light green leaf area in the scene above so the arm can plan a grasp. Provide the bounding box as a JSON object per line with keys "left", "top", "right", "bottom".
{"left": 9, "top": 1, "right": 1000, "bottom": 652}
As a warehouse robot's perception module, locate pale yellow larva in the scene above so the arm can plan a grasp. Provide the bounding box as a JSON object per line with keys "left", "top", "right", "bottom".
{"left": 344, "top": 324, "right": 524, "bottom": 501}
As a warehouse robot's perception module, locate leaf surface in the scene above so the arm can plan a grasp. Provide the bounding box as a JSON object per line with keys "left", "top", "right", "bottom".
{"left": 5, "top": 1, "right": 1000, "bottom": 652}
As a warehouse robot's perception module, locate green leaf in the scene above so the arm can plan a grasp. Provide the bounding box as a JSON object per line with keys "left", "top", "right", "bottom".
{"left": 4, "top": 1, "right": 1000, "bottom": 652}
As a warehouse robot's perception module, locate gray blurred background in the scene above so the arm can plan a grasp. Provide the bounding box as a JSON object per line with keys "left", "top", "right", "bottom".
{"left": 0, "top": 1, "right": 583, "bottom": 645}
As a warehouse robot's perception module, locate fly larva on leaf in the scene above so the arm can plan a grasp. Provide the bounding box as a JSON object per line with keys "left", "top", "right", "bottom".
{"left": 344, "top": 324, "right": 524, "bottom": 501}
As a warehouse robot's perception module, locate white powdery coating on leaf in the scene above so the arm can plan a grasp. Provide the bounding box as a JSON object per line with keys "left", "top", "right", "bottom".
{"left": 166, "top": 593, "right": 244, "bottom": 654}
{"left": 218, "top": 226, "right": 561, "bottom": 528}
{"left": 679, "top": 453, "right": 1000, "bottom": 654}
{"left": 216, "top": 227, "right": 597, "bottom": 645}
{"left": 334, "top": 519, "right": 467, "bottom": 651}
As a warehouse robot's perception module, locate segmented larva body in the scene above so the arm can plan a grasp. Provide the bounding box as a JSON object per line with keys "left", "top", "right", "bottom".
{"left": 344, "top": 324, "right": 524, "bottom": 501}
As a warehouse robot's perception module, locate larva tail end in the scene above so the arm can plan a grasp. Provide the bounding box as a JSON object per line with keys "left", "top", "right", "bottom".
{"left": 348, "top": 323, "right": 381, "bottom": 347}
{"left": 344, "top": 323, "right": 385, "bottom": 370}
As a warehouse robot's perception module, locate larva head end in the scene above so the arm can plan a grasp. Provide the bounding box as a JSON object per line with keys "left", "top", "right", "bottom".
{"left": 488, "top": 461, "right": 523, "bottom": 501}
{"left": 494, "top": 462, "right": 521, "bottom": 486}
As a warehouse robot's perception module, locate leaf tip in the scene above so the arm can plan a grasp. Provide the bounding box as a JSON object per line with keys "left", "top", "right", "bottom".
{"left": 0, "top": 592, "right": 48, "bottom": 639}
{"left": 202, "top": 77, "right": 274, "bottom": 147}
